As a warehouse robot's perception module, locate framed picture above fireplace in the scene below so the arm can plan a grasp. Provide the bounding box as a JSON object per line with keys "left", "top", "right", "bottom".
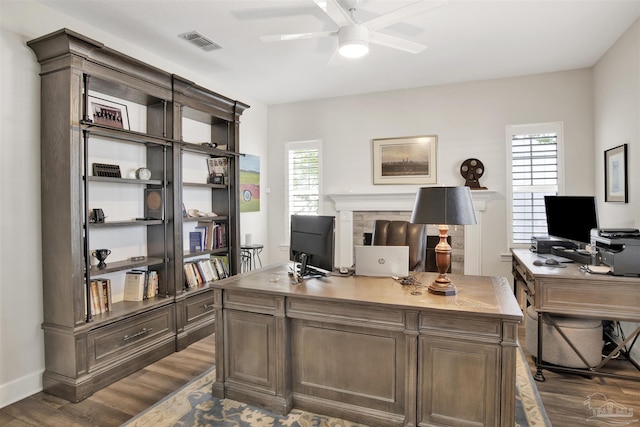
{"left": 372, "top": 135, "right": 437, "bottom": 185}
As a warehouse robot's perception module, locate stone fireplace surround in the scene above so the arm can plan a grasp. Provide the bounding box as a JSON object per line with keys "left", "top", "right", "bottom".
{"left": 327, "top": 191, "right": 496, "bottom": 275}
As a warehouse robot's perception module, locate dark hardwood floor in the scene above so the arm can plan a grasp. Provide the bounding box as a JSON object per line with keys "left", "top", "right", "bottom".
{"left": 1, "top": 328, "right": 638, "bottom": 426}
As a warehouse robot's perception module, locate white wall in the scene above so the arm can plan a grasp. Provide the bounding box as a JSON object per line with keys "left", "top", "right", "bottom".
{"left": 593, "top": 19, "right": 640, "bottom": 229}
{"left": 0, "top": 0, "right": 268, "bottom": 407}
{"left": 267, "top": 70, "right": 595, "bottom": 278}
{"left": 593, "top": 18, "right": 640, "bottom": 362}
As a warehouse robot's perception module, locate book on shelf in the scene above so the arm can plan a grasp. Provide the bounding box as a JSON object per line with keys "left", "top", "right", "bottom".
{"left": 103, "top": 278, "right": 112, "bottom": 311}
{"left": 197, "top": 259, "right": 217, "bottom": 283}
{"left": 211, "top": 255, "right": 229, "bottom": 279}
{"left": 197, "top": 221, "right": 217, "bottom": 250}
{"left": 147, "top": 270, "right": 158, "bottom": 298}
{"left": 183, "top": 263, "right": 199, "bottom": 289}
{"left": 87, "top": 278, "right": 112, "bottom": 315}
{"left": 123, "top": 270, "right": 146, "bottom": 301}
{"left": 191, "top": 262, "right": 204, "bottom": 285}
{"left": 215, "top": 223, "right": 227, "bottom": 249}
{"left": 189, "top": 231, "right": 203, "bottom": 252}
{"left": 90, "top": 280, "right": 101, "bottom": 315}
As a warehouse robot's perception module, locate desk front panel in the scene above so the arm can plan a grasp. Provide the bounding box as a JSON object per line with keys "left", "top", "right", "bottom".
{"left": 511, "top": 249, "right": 640, "bottom": 322}
{"left": 536, "top": 277, "right": 640, "bottom": 321}
{"left": 291, "top": 318, "right": 406, "bottom": 422}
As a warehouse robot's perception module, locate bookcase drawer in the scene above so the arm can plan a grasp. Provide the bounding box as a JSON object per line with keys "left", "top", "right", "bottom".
{"left": 88, "top": 305, "right": 176, "bottom": 368}
{"left": 185, "top": 291, "right": 216, "bottom": 326}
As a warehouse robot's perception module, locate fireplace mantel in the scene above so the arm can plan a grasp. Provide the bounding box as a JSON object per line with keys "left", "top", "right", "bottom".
{"left": 327, "top": 190, "right": 498, "bottom": 275}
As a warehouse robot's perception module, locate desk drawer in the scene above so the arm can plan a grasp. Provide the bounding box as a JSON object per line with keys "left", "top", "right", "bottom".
{"left": 185, "top": 291, "right": 215, "bottom": 326}
{"left": 88, "top": 305, "right": 176, "bottom": 367}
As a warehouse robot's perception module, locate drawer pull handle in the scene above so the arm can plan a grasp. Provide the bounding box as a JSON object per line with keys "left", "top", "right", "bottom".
{"left": 123, "top": 327, "right": 153, "bottom": 342}
{"left": 202, "top": 303, "right": 214, "bottom": 310}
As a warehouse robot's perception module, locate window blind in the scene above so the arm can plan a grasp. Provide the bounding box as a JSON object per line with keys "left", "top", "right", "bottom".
{"left": 511, "top": 133, "right": 558, "bottom": 245}
{"left": 288, "top": 146, "right": 320, "bottom": 216}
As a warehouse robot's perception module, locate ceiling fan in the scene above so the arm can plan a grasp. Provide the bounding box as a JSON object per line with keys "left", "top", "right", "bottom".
{"left": 260, "top": 0, "right": 446, "bottom": 58}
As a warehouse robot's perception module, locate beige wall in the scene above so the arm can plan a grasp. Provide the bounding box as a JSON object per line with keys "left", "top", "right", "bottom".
{"left": 267, "top": 70, "right": 595, "bottom": 278}
{"left": 593, "top": 19, "right": 640, "bottom": 229}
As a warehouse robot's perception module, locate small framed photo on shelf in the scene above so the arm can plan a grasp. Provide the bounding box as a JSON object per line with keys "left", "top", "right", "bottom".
{"left": 604, "top": 143, "right": 628, "bottom": 203}
{"left": 89, "top": 96, "right": 130, "bottom": 130}
{"left": 207, "top": 157, "right": 228, "bottom": 184}
{"left": 372, "top": 135, "right": 437, "bottom": 185}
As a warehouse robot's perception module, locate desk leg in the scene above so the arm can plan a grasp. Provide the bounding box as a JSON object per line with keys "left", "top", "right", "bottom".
{"left": 255, "top": 248, "right": 262, "bottom": 268}
{"left": 597, "top": 325, "right": 640, "bottom": 371}
{"left": 534, "top": 313, "right": 545, "bottom": 382}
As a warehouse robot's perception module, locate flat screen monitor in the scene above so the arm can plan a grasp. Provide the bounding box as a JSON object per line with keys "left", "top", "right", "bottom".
{"left": 544, "top": 196, "right": 598, "bottom": 247}
{"left": 290, "top": 214, "right": 335, "bottom": 278}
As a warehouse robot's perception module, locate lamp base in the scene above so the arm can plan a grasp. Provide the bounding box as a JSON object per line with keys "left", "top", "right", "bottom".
{"left": 428, "top": 280, "right": 458, "bottom": 296}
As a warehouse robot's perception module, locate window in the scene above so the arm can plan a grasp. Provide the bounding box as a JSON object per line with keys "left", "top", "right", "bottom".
{"left": 507, "top": 123, "right": 563, "bottom": 247}
{"left": 285, "top": 140, "right": 322, "bottom": 228}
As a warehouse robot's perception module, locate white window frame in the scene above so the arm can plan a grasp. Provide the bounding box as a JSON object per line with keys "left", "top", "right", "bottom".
{"left": 284, "top": 139, "right": 323, "bottom": 240}
{"left": 506, "top": 122, "right": 564, "bottom": 249}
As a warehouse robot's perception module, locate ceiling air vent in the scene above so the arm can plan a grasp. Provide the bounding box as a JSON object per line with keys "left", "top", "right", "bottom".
{"left": 180, "top": 31, "right": 222, "bottom": 52}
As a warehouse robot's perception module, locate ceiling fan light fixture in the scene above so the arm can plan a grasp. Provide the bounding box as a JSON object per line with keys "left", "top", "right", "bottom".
{"left": 338, "top": 25, "right": 369, "bottom": 58}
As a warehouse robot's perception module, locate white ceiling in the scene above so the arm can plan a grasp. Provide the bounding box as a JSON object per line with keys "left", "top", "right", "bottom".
{"left": 39, "top": 0, "right": 640, "bottom": 105}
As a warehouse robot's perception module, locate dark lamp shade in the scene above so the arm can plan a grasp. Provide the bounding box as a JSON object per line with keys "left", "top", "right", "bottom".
{"left": 410, "top": 186, "right": 477, "bottom": 225}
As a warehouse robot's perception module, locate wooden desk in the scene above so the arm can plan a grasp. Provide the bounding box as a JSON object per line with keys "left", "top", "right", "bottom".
{"left": 511, "top": 249, "right": 640, "bottom": 381}
{"left": 211, "top": 264, "right": 522, "bottom": 427}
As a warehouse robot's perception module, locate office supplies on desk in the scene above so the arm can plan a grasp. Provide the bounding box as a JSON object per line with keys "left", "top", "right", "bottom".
{"left": 355, "top": 245, "right": 409, "bottom": 277}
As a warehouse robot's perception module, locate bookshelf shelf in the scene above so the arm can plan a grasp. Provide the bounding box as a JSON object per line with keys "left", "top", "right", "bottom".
{"left": 88, "top": 256, "right": 165, "bottom": 276}
{"left": 88, "top": 219, "right": 164, "bottom": 228}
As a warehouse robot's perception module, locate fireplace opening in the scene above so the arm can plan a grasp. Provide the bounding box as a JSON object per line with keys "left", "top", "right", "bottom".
{"left": 354, "top": 211, "right": 464, "bottom": 274}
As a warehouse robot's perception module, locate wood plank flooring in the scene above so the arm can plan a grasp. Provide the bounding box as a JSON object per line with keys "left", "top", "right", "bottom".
{"left": 1, "top": 328, "right": 638, "bottom": 426}
{"left": 0, "top": 335, "right": 215, "bottom": 427}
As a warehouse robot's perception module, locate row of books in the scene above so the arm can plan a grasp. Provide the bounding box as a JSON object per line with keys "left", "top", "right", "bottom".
{"left": 89, "top": 278, "right": 112, "bottom": 315}
{"left": 184, "top": 256, "right": 229, "bottom": 289}
{"left": 189, "top": 222, "right": 227, "bottom": 252}
{"left": 123, "top": 270, "right": 159, "bottom": 302}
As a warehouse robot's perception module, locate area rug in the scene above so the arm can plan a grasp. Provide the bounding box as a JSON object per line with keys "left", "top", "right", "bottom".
{"left": 122, "top": 346, "right": 550, "bottom": 427}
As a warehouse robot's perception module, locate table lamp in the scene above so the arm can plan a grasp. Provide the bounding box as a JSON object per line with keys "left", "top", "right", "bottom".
{"left": 410, "top": 186, "right": 477, "bottom": 295}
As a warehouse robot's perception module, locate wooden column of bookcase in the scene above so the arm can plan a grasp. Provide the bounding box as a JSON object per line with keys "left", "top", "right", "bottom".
{"left": 28, "top": 28, "right": 249, "bottom": 401}
{"left": 172, "top": 75, "right": 249, "bottom": 350}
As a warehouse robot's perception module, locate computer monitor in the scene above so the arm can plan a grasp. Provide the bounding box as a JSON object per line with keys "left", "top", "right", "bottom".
{"left": 544, "top": 196, "right": 598, "bottom": 247}
{"left": 289, "top": 214, "right": 335, "bottom": 279}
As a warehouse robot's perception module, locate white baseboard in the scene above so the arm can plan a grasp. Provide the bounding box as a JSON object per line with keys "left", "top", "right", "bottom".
{"left": 0, "top": 370, "right": 43, "bottom": 409}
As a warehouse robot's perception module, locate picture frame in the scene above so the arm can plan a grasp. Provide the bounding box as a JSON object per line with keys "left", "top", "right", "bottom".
{"left": 372, "top": 135, "right": 437, "bottom": 185}
{"left": 89, "top": 96, "right": 130, "bottom": 130}
{"left": 604, "top": 143, "right": 628, "bottom": 203}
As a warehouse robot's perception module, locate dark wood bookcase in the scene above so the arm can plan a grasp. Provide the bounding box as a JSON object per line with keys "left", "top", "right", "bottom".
{"left": 28, "top": 28, "right": 248, "bottom": 401}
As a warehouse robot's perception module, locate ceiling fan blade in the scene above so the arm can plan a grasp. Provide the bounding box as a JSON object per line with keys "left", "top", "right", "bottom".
{"left": 260, "top": 31, "right": 336, "bottom": 42}
{"left": 365, "top": 0, "right": 447, "bottom": 31}
{"left": 369, "top": 32, "right": 427, "bottom": 54}
{"left": 313, "top": 0, "right": 354, "bottom": 27}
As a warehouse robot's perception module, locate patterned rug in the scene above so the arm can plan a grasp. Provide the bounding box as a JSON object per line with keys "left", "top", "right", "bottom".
{"left": 122, "top": 346, "right": 550, "bottom": 427}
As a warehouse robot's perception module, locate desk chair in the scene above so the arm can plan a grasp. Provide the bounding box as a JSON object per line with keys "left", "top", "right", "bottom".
{"left": 372, "top": 220, "right": 426, "bottom": 272}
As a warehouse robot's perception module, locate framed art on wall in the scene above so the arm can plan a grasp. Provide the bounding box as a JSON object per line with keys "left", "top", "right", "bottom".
{"left": 372, "top": 135, "right": 437, "bottom": 185}
{"left": 604, "top": 144, "right": 628, "bottom": 203}
{"left": 240, "top": 154, "right": 260, "bottom": 212}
